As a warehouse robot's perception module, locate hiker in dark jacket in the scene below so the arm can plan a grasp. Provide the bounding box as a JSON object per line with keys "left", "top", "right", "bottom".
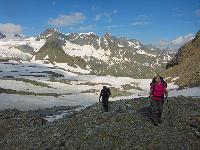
{"left": 149, "top": 75, "right": 168, "bottom": 126}
{"left": 99, "top": 86, "right": 111, "bottom": 112}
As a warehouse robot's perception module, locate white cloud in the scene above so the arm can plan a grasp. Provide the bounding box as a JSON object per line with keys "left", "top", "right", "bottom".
{"left": 0, "top": 23, "right": 22, "bottom": 34}
{"left": 92, "top": 6, "right": 99, "bottom": 11}
{"left": 113, "top": 9, "right": 118, "bottom": 14}
{"left": 106, "top": 18, "right": 112, "bottom": 23}
{"left": 94, "top": 9, "right": 118, "bottom": 21}
{"left": 95, "top": 14, "right": 102, "bottom": 21}
{"left": 130, "top": 15, "right": 150, "bottom": 26}
{"left": 79, "top": 24, "right": 96, "bottom": 31}
{"left": 172, "top": 7, "right": 184, "bottom": 17}
{"left": 52, "top": 1, "right": 56, "bottom": 6}
{"left": 130, "top": 21, "right": 149, "bottom": 26}
{"left": 195, "top": 9, "right": 200, "bottom": 16}
{"left": 48, "top": 12, "right": 86, "bottom": 27}
{"left": 105, "top": 25, "right": 119, "bottom": 30}
{"left": 155, "top": 33, "right": 195, "bottom": 49}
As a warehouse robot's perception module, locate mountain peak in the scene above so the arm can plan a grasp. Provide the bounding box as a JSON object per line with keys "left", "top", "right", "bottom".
{"left": 36, "top": 28, "right": 62, "bottom": 40}
{"left": 193, "top": 30, "right": 200, "bottom": 43}
{"left": 104, "top": 32, "right": 111, "bottom": 39}
{"left": 43, "top": 28, "right": 59, "bottom": 35}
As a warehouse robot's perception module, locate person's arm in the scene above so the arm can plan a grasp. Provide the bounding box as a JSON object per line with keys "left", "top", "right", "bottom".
{"left": 108, "top": 88, "right": 111, "bottom": 96}
{"left": 149, "top": 84, "right": 153, "bottom": 98}
{"left": 164, "top": 88, "right": 168, "bottom": 98}
{"left": 99, "top": 90, "right": 102, "bottom": 102}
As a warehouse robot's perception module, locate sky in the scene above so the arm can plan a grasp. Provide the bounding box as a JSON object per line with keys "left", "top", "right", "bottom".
{"left": 0, "top": 0, "right": 200, "bottom": 48}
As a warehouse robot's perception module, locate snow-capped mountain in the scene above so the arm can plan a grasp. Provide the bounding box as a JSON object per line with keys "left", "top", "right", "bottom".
{"left": 0, "top": 28, "right": 175, "bottom": 78}
{"left": 0, "top": 32, "right": 24, "bottom": 39}
{"left": 0, "top": 31, "right": 45, "bottom": 60}
{"left": 34, "top": 28, "right": 175, "bottom": 78}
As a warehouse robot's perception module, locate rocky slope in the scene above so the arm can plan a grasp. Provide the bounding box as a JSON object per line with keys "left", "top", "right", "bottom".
{"left": 162, "top": 30, "right": 200, "bottom": 87}
{"left": 1, "top": 96, "right": 200, "bottom": 150}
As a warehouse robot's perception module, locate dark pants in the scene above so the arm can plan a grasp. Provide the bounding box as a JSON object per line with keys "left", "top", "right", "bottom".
{"left": 149, "top": 99, "right": 164, "bottom": 124}
{"left": 102, "top": 97, "right": 109, "bottom": 112}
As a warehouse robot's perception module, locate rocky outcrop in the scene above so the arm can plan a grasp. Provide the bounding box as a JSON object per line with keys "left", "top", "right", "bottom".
{"left": 1, "top": 96, "right": 200, "bottom": 149}
{"left": 162, "top": 30, "right": 200, "bottom": 87}
{"left": 35, "top": 39, "right": 87, "bottom": 68}
{"left": 0, "top": 32, "right": 6, "bottom": 39}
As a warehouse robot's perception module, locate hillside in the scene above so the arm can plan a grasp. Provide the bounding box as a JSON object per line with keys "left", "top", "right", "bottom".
{"left": 162, "top": 31, "right": 200, "bottom": 87}
{"left": 1, "top": 96, "right": 200, "bottom": 150}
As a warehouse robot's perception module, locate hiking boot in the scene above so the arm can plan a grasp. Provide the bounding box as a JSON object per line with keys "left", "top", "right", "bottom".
{"left": 154, "top": 123, "right": 158, "bottom": 126}
{"left": 153, "top": 119, "right": 158, "bottom": 126}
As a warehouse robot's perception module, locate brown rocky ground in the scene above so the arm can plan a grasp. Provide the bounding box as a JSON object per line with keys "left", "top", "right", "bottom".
{"left": 0, "top": 96, "right": 200, "bottom": 150}
{"left": 162, "top": 31, "right": 200, "bottom": 87}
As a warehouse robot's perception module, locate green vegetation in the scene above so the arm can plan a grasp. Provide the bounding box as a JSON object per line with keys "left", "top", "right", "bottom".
{"left": 77, "top": 81, "right": 112, "bottom": 86}
{"left": 1, "top": 77, "right": 51, "bottom": 88}
{"left": 48, "top": 79, "right": 73, "bottom": 85}
{"left": 0, "top": 87, "right": 60, "bottom": 97}
{"left": 122, "top": 83, "right": 143, "bottom": 91}
{"left": 42, "top": 71, "right": 64, "bottom": 78}
{"left": 110, "top": 87, "right": 132, "bottom": 98}
{"left": 81, "top": 89, "right": 99, "bottom": 93}
{"left": 14, "top": 78, "right": 51, "bottom": 88}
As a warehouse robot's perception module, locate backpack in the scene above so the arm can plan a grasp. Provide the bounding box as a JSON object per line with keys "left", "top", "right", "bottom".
{"left": 101, "top": 88, "right": 111, "bottom": 97}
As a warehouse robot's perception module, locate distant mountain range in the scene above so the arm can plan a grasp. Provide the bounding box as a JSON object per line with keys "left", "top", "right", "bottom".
{"left": 0, "top": 28, "right": 176, "bottom": 78}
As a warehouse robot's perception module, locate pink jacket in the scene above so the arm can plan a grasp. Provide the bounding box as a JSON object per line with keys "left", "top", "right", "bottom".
{"left": 150, "top": 82, "right": 167, "bottom": 101}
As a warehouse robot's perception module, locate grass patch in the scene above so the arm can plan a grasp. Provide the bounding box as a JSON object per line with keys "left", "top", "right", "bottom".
{"left": 15, "top": 78, "right": 51, "bottom": 88}
{"left": 77, "top": 81, "right": 112, "bottom": 86}
{"left": 1, "top": 77, "right": 51, "bottom": 88}
{"left": 42, "top": 71, "right": 64, "bottom": 78}
{"left": 19, "top": 74, "right": 46, "bottom": 77}
{"left": 48, "top": 79, "right": 73, "bottom": 85}
{"left": 10, "top": 71, "right": 19, "bottom": 72}
{"left": 122, "top": 83, "right": 143, "bottom": 91}
{"left": 0, "top": 59, "right": 9, "bottom": 62}
{"left": 110, "top": 87, "right": 132, "bottom": 98}
{"left": 77, "top": 82, "right": 99, "bottom": 86}
{"left": 0, "top": 87, "right": 60, "bottom": 97}
{"left": 2, "top": 76, "right": 14, "bottom": 78}
{"left": 81, "top": 89, "right": 99, "bottom": 93}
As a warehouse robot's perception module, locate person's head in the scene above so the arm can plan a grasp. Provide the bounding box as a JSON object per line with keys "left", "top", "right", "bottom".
{"left": 103, "top": 86, "right": 107, "bottom": 89}
{"left": 155, "top": 75, "right": 161, "bottom": 83}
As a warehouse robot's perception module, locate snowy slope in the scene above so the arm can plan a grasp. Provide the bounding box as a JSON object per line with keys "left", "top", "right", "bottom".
{"left": 0, "top": 34, "right": 45, "bottom": 60}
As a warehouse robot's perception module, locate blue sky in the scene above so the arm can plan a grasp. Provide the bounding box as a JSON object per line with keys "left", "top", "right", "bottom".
{"left": 0, "top": 0, "right": 200, "bottom": 47}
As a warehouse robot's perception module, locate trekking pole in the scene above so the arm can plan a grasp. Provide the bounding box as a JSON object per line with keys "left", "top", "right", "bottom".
{"left": 166, "top": 97, "right": 173, "bottom": 127}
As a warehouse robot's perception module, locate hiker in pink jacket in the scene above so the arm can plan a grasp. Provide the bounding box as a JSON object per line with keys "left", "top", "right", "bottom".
{"left": 149, "top": 75, "right": 168, "bottom": 126}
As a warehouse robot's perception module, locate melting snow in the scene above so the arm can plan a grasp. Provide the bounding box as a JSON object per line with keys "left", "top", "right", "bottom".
{"left": 62, "top": 41, "right": 111, "bottom": 62}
